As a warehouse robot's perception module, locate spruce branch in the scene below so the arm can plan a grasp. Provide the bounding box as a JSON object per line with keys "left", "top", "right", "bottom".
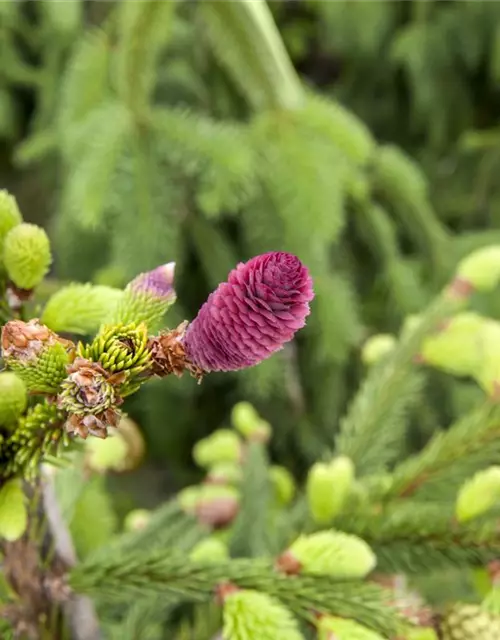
{"left": 69, "top": 552, "right": 402, "bottom": 636}
{"left": 200, "top": 0, "right": 303, "bottom": 111}
{"left": 335, "top": 288, "right": 468, "bottom": 475}
{"left": 387, "top": 401, "right": 500, "bottom": 500}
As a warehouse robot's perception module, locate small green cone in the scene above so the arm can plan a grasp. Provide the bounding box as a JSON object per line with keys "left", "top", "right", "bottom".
{"left": 123, "top": 509, "right": 151, "bottom": 532}
{"left": 231, "top": 402, "right": 271, "bottom": 441}
{"left": 0, "top": 189, "right": 22, "bottom": 264}
{"left": 222, "top": 588, "right": 303, "bottom": 640}
{"left": 3, "top": 223, "right": 51, "bottom": 289}
{"left": 0, "top": 372, "right": 27, "bottom": 427}
{"left": 0, "top": 478, "right": 27, "bottom": 542}
{"left": 440, "top": 604, "right": 500, "bottom": 640}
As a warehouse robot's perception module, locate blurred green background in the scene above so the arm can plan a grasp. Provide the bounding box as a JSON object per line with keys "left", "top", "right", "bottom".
{"left": 3, "top": 0, "right": 500, "bottom": 509}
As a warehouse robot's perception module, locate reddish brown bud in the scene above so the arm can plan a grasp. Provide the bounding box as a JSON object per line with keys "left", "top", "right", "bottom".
{"left": 274, "top": 550, "right": 302, "bottom": 576}
{"left": 147, "top": 321, "right": 204, "bottom": 382}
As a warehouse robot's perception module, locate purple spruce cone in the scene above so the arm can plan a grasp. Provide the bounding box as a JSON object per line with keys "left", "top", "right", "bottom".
{"left": 183, "top": 252, "right": 314, "bottom": 372}
{"left": 128, "top": 262, "right": 176, "bottom": 303}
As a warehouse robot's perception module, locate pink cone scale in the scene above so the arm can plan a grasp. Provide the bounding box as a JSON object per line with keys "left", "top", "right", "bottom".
{"left": 183, "top": 252, "right": 314, "bottom": 372}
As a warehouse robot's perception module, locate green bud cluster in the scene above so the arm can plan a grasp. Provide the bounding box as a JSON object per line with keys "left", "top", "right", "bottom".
{"left": 8, "top": 342, "right": 71, "bottom": 394}
{"left": 3, "top": 401, "right": 67, "bottom": 481}
{"left": 78, "top": 322, "right": 151, "bottom": 381}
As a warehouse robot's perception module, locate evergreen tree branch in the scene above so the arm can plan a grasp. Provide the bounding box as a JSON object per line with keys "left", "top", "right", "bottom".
{"left": 387, "top": 401, "right": 500, "bottom": 500}
{"left": 69, "top": 552, "right": 401, "bottom": 636}
{"left": 200, "top": 0, "right": 303, "bottom": 111}
{"left": 336, "top": 286, "right": 469, "bottom": 475}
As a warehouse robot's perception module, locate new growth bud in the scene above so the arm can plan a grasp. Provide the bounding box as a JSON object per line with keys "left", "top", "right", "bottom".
{"left": 276, "top": 530, "right": 376, "bottom": 579}
{"left": 112, "top": 262, "right": 177, "bottom": 328}
{"left": 0, "top": 478, "right": 27, "bottom": 542}
{"left": 0, "top": 372, "right": 27, "bottom": 427}
{"left": 269, "top": 466, "right": 295, "bottom": 506}
{"left": 306, "top": 457, "right": 354, "bottom": 524}
{"left": 189, "top": 537, "right": 229, "bottom": 564}
{"left": 362, "top": 334, "right": 396, "bottom": 365}
{"left": 317, "top": 615, "right": 385, "bottom": 640}
{"left": 193, "top": 429, "right": 242, "bottom": 468}
{"left": 0, "top": 190, "right": 22, "bottom": 264}
{"left": 456, "top": 466, "right": 500, "bottom": 523}
{"left": 3, "top": 223, "right": 51, "bottom": 290}
{"left": 1, "top": 319, "right": 74, "bottom": 394}
{"left": 454, "top": 245, "right": 500, "bottom": 294}
{"left": 231, "top": 401, "right": 272, "bottom": 442}
{"left": 222, "top": 589, "right": 303, "bottom": 640}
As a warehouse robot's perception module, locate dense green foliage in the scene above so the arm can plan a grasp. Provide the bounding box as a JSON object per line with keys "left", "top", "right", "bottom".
{"left": 4, "top": 1, "right": 500, "bottom": 636}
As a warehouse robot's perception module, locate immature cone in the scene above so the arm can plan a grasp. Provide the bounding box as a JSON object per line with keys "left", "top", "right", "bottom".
{"left": 113, "top": 262, "right": 177, "bottom": 328}
{"left": 3, "top": 223, "right": 51, "bottom": 289}
{"left": 123, "top": 509, "right": 151, "bottom": 532}
{"left": 221, "top": 587, "right": 303, "bottom": 640}
{"left": 84, "top": 417, "right": 145, "bottom": 473}
{"left": 0, "top": 190, "right": 22, "bottom": 263}
{"left": 1, "top": 319, "right": 74, "bottom": 393}
{"left": 439, "top": 604, "right": 500, "bottom": 639}
{"left": 183, "top": 252, "right": 314, "bottom": 372}
{"left": 206, "top": 462, "right": 243, "bottom": 486}
{"left": 0, "top": 372, "right": 27, "bottom": 426}
{"left": 194, "top": 485, "right": 241, "bottom": 529}
{"left": 275, "top": 530, "right": 376, "bottom": 579}
{"left": 58, "top": 358, "right": 125, "bottom": 439}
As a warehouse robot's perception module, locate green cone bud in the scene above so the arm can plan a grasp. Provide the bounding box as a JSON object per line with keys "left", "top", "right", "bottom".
{"left": 0, "top": 190, "right": 22, "bottom": 263}
{"left": 123, "top": 509, "right": 151, "bottom": 532}
{"left": 419, "top": 313, "right": 485, "bottom": 378}
{"left": 3, "top": 223, "right": 51, "bottom": 289}
{"left": 456, "top": 466, "right": 500, "bottom": 522}
{"left": 178, "top": 485, "right": 204, "bottom": 514}
{"left": 0, "top": 372, "right": 27, "bottom": 426}
{"left": 84, "top": 428, "right": 129, "bottom": 473}
{"left": 193, "top": 429, "right": 242, "bottom": 468}
{"left": 189, "top": 537, "right": 229, "bottom": 564}
{"left": 279, "top": 530, "right": 376, "bottom": 579}
{"left": 306, "top": 457, "right": 354, "bottom": 524}
{"left": 440, "top": 604, "right": 500, "bottom": 640}
{"left": 231, "top": 402, "right": 271, "bottom": 442}
{"left": 269, "top": 466, "right": 295, "bottom": 506}
{"left": 473, "top": 319, "right": 500, "bottom": 397}
{"left": 406, "top": 630, "right": 439, "bottom": 640}
{"left": 42, "top": 283, "right": 124, "bottom": 335}
{"left": 317, "top": 615, "right": 385, "bottom": 640}
{"left": 0, "top": 478, "right": 27, "bottom": 541}
{"left": 195, "top": 484, "right": 240, "bottom": 528}
{"left": 222, "top": 589, "right": 303, "bottom": 640}
{"left": 455, "top": 246, "right": 500, "bottom": 293}
{"left": 362, "top": 334, "right": 396, "bottom": 365}
{"left": 207, "top": 462, "right": 243, "bottom": 485}
{"left": 482, "top": 586, "right": 500, "bottom": 617}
